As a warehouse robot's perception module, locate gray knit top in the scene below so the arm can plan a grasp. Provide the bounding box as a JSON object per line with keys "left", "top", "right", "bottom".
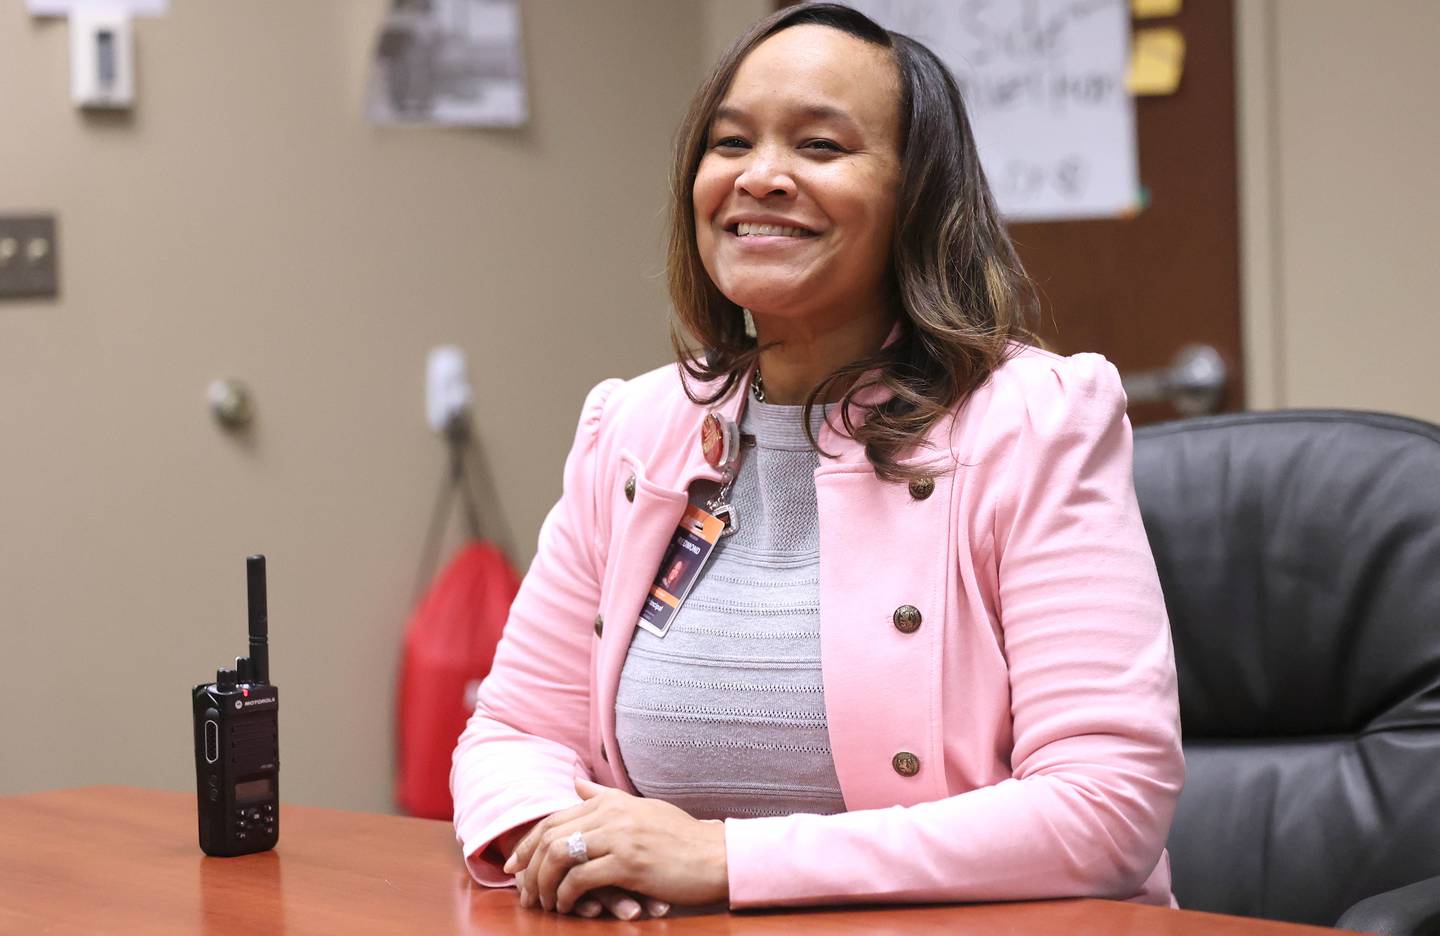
{"left": 613, "top": 398, "right": 847, "bottom": 820}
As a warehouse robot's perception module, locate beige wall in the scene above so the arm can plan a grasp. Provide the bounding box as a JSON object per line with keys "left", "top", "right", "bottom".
{"left": 1238, "top": 0, "right": 1440, "bottom": 420}
{"left": 0, "top": 1, "right": 707, "bottom": 812}
{"left": 702, "top": 0, "right": 770, "bottom": 68}
{"left": 5, "top": 0, "right": 1437, "bottom": 815}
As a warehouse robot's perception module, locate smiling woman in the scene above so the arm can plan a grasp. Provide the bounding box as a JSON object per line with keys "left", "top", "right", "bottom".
{"left": 669, "top": 5, "right": 1037, "bottom": 480}
{"left": 689, "top": 24, "right": 903, "bottom": 387}
{"left": 450, "top": 2, "right": 1184, "bottom": 924}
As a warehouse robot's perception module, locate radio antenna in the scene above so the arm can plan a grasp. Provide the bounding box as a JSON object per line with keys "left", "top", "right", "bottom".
{"left": 246, "top": 554, "right": 269, "bottom": 684}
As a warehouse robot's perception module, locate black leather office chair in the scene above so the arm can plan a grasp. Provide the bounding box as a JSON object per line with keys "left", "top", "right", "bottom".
{"left": 1132, "top": 411, "right": 1440, "bottom": 935}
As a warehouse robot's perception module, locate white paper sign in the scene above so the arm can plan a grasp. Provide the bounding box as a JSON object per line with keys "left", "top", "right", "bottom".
{"left": 841, "top": 0, "right": 1139, "bottom": 221}
{"left": 28, "top": 0, "right": 167, "bottom": 15}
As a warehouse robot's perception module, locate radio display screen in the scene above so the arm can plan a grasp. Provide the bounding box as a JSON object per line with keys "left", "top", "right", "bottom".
{"left": 235, "top": 778, "right": 273, "bottom": 803}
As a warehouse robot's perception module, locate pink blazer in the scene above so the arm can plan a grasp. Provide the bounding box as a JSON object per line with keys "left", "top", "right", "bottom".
{"left": 451, "top": 343, "right": 1185, "bottom": 909}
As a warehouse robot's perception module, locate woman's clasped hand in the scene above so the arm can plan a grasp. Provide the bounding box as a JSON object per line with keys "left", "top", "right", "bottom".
{"left": 503, "top": 777, "right": 729, "bottom": 919}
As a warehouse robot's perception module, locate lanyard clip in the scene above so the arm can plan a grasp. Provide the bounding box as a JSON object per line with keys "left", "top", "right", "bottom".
{"left": 700, "top": 411, "right": 740, "bottom": 476}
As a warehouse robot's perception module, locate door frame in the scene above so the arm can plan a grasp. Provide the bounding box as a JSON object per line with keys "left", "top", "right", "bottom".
{"left": 1236, "top": 0, "right": 1283, "bottom": 410}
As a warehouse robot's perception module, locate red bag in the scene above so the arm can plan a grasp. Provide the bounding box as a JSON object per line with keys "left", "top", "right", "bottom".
{"left": 396, "top": 539, "right": 520, "bottom": 819}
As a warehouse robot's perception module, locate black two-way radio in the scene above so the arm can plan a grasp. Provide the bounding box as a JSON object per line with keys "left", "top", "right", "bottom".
{"left": 192, "top": 554, "right": 280, "bottom": 856}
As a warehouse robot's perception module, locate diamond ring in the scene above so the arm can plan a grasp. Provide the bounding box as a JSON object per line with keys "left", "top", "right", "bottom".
{"left": 566, "top": 830, "right": 589, "bottom": 863}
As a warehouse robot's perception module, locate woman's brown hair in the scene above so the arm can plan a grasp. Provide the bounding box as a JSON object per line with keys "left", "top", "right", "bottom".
{"left": 666, "top": 3, "right": 1037, "bottom": 482}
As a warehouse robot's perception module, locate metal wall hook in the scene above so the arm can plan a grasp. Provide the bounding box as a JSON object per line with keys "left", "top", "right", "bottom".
{"left": 208, "top": 379, "right": 254, "bottom": 431}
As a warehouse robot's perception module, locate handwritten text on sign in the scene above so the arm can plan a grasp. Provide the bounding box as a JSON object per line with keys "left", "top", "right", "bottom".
{"left": 841, "top": 0, "right": 1138, "bottom": 221}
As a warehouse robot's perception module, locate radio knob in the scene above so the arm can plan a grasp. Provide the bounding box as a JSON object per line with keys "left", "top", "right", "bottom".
{"left": 217, "top": 668, "right": 237, "bottom": 690}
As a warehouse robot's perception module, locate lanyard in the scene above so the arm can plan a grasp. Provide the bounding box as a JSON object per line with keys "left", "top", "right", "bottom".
{"left": 703, "top": 434, "right": 755, "bottom": 538}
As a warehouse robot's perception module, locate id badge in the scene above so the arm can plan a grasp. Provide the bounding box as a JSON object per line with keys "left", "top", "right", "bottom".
{"left": 636, "top": 503, "right": 725, "bottom": 638}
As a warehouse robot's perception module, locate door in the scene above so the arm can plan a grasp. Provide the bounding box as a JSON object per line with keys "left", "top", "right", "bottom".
{"left": 1007, "top": 0, "right": 1242, "bottom": 424}
{"left": 776, "top": 0, "right": 1245, "bottom": 423}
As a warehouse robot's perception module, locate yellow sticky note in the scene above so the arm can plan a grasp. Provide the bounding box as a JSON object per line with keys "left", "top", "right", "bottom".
{"left": 1127, "top": 27, "right": 1186, "bottom": 96}
{"left": 1132, "top": 0, "right": 1182, "bottom": 17}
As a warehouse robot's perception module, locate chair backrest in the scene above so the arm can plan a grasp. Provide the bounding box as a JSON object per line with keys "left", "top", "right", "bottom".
{"left": 1133, "top": 410, "right": 1440, "bottom": 927}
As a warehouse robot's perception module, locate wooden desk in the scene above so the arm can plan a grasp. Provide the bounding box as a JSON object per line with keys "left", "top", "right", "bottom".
{"left": 1, "top": 787, "right": 1335, "bottom": 935}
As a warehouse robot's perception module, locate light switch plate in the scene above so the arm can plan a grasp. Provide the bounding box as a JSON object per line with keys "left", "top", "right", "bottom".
{"left": 0, "top": 215, "right": 60, "bottom": 299}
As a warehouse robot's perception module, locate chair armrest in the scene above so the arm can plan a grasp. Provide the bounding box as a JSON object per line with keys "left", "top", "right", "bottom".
{"left": 1337, "top": 874, "right": 1440, "bottom": 935}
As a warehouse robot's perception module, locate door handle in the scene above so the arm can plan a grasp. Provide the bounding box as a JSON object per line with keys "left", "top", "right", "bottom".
{"left": 1120, "top": 344, "right": 1228, "bottom": 416}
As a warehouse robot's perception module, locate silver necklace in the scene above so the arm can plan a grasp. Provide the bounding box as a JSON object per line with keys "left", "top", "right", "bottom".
{"left": 751, "top": 367, "right": 765, "bottom": 402}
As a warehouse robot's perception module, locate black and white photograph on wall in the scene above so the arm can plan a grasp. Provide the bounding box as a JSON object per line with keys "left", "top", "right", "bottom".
{"left": 366, "top": 0, "right": 527, "bottom": 127}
